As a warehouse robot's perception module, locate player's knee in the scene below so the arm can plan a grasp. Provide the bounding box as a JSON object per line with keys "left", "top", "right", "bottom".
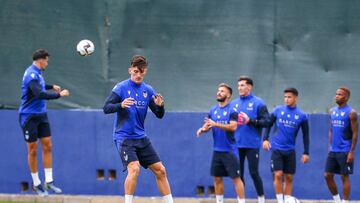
{"left": 42, "top": 143, "right": 52, "bottom": 153}
{"left": 214, "top": 177, "right": 223, "bottom": 184}
{"left": 128, "top": 165, "right": 140, "bottom": 177}
{"left": 28, "top": 144, "right": 38, "bottom": 157}
{"left": 274, "top": 171, "right": 283, "bottom": 180}
{"left": 284, "top": 174, "right": 292, "bottom": 182}
{"left": 324, "top": 172, "right": 333, "bottom": 180}
{"left": 154, "top": 165, "right": 167, "bottom": 178}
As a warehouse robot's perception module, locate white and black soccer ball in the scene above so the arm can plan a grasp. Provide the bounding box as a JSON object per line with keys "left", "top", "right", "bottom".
{"left": 285, "top": 196, "right": 300, "bottom": 203}
{"left": 76, "top": 39, "right": 95, "bottom": 56}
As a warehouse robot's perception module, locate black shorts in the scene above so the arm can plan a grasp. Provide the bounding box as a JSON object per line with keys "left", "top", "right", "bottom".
{"left": 271, "top": 149, "right": 296, "bottom": 174}
{"left": 325, "top": 152, "right": 354, "bottom": 175}
{"left": 115, "top": 137, "right": 161, "bottom": 171}
{"left": 19, "top": 114, "right": 51, "bottom": 143}
{"left": 211, "top": 151, "right": 240, "bottom": 178}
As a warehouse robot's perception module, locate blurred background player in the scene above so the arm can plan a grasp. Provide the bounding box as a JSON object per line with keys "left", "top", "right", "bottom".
{"left": 103, "top": 55, "right": 173, "bottom": 203}
{"left": 324, "top": 87, "right": 358, "bottom": 203}
{"left": 262, "top": 88, "right": 310, "bottom": 203}
{"left": 231, "top": 76, "right": 271, "bottom": 203}
{"left": 19, "top": 49, "right": 69, "bottom": 196}
{"left": 196, "top": 83, "right": 245, "bottom": 203}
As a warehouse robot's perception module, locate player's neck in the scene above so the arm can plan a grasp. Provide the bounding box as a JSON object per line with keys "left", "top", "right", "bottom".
{"left": 218, "top": 100, "right": 229, "bottom": 107}
{"left": 338, "top": 103, "right": 347, "bottom": 108}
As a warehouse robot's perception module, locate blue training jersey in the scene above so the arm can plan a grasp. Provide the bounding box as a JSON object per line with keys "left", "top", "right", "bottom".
{"left": 268, "top": 105, "right": 308, "bottom": 151}
{"left": 231, "top": 93, "right": 269, "bottom": 148}
{"left": 208, "top": 103, "right": 237, "bottom": 152}
{"left": 111, "top": 79, "right": 157, "bottom": 140}
{"left": 19, "top": 64, "right": 46, "bottom": 124}
{"left": 330, "top": 105, "right": 353, "bottom": 152}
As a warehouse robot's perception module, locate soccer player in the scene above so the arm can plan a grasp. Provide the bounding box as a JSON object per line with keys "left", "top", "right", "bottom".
{"left": 197, "top": 83, "right": 245, "bottom": 203}
{"left": 103, "top": 55, "right": 173, "bottom": 203}
{"left": 19, "top": 49, "right": 69, "bottom": 196}
{"left": 231, "top": 76, "right": 271, "bottom": 203}
{"left": 262, "top": 88, "right": 310, "bottom": 203}
{"left": 325, "top": 87, "right": 358, "bottom": 203}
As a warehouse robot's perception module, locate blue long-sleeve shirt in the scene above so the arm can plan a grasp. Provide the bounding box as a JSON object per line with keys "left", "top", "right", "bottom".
{"left": 103, "top": 79, "right": 164, "bottom": 141}
{"left": 263, "top": 105, "right": 310, "bottom": 154}
{"left": 19, "top": 64, "right": 60, "bottom": 125}
{"left": 231, "top": 93, "right": 271, "bottom": 148}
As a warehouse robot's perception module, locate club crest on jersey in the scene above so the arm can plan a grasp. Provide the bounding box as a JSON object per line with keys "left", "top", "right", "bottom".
{"left": 142, "top": 91, "right": 148, "bottom": 98}
{"left": 127, "top": 90, "right": 131, "bottom": 95}
{"left": 294, "top": 114, "right": 299, "bottom": 120}
{"left": 214, "top": 110, "right": 217, "bottom": 115}
{"left": 223, "top": 111, "right": 227, "bottom": 116}
{"left": 281, "top": 111, "right": 285, "bottom": 115}
{"left": 247, "top": 102, "right": 254, "bottom": 110}
{"left": 340, "top": 111, "right": 345, "bottom": 116}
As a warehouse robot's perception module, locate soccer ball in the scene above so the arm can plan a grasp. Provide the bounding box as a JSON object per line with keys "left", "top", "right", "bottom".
{"left": 285, "top": 196, "right": 300, "bottom": 203}
{"left": 76, "top": 39, "right": 95, "bottom": 56}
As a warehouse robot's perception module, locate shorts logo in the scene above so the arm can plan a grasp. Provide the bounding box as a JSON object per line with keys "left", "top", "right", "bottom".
{"left": 25, "top": 130, "right": 29, "bottom": 140}
{"left": 237, "top": 170, "right": 240, "bottom": 175}
{"left": 123, "top": 152, "right": 128, "bottom": 162}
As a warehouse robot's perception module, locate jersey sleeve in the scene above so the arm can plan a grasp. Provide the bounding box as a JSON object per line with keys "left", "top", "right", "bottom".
{"left": 111, "top": 84, "right": 123, "bottom": 98}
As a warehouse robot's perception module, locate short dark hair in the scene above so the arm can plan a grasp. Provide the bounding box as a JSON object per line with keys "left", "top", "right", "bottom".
{"left": 131, "top": 55, "right": 148, "bottom": 69}
{"left": 238, "top": 75, "right": 253, "bottom": 86}
{"left": 32, "top": 49, "right": 49, "bottom": 61}
{"left": 338, "top": 86, "right": 351, "bottom": 98}
{"left": 284, "top": 87, "right": 299, "bottom": 96}
{"left": 218, "top": 83, "right": 232, "bottom": 95}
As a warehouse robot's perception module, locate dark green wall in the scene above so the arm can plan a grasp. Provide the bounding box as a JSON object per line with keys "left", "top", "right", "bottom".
{"left": 1, "top": 0, "right": 360, "bottom": 112}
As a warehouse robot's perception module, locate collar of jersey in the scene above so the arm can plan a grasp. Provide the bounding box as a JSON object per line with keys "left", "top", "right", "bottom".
{"left": 128, "top": 79, "right": 142, "bottom": 88}
{"left": 31, "top": 64, "right": 42, "bottom": 74}
{"left": 240, "top": 92, "right": 254, "bottom": 100}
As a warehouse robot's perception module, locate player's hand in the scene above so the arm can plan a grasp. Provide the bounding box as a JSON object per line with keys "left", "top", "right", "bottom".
{"left": 53, "top": 85, "right": 61, "bottom": 93}
{"left": 121, "top": 97, "right": 135, "bottom": 108}
{"left": 262, "top": 140, "right": 271, "bottom": 151}
{"left": 153, "top": 93, "right": 164, "bottom": 107}
{"left": 196, "top": 128, "right": 205, "bottom": 137}
{"left": 205, "top": 117, "right": 216, "bottom": 128}
{"left": 301, "top": 154, "right": 309, "bottom": 164}
{"left": 60, "top": 89, "right": 69, "bottom": 97}
{"left": 347, "top": 151, "right": 354, "bottom": 163}
{"left": 238, "top": 112, "right": 250, "bottom": 125}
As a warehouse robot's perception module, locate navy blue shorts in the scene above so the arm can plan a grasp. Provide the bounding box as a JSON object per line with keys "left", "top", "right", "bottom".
{"left": 325, "top": 152, "right": 354, "bottom": 175}
{"left": 19, "top": 114, "right": 51, "bottom": 143}
{"left": 211, "top": 151, "right": 240, "bottom": 178}
{"left": 271, "top": 149, "right": 296, "bottom": 174}
{"left": 115, "top": 137, "right": 160, "bottom": 171}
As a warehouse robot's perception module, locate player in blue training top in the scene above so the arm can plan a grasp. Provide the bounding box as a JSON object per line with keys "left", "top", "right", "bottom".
{"left": 230, "top": 75, "right": 271, "bottom": 203}
{"left": 103, "top": 55, "right": 173, "bottom": 203}
{"left": 19, "top": 49, "right": 69, "bottom": 196}
{"left": 262, "top": 88, "right": 310, "bottom": 203}
{"left": 196, "top": 83, "right": 245, "bottom": 203}
{"left": 324, "top": 86, "right": 358, "bottom": 203}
